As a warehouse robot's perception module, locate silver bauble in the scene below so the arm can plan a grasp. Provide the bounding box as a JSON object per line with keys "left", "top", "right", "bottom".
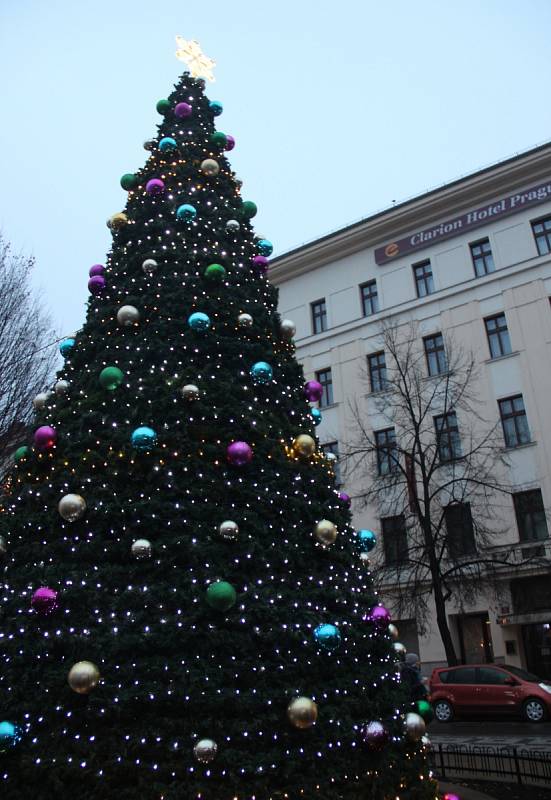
{"left": 55, "top": 380, "right": 70, "bottom": 396}
{"left": 218, "top": 520, "right": 239, "bottom": 541}
{"left": 359, "top": 552, "right": 370, "bottom": 565}
{"left": 0, "top": 535, "right": 6, "bottom": 556}
{"left": 200, "top": 158, "right": 220, "bottom": 176}
{"left": 193, "top": 738, "right": 218, "bottom": 763}
{"left": 117, "top": 305, "right": 141, "bottom": 327}
{"left": 142, "top": 258, "right": 158, "bottom": 274}
{"left": 237, "top": 313, "right": 253, "bottom": 327}
{"left": 143, "top": 138, "right": 157, "bottom": 151}
{"left": 388, "top": 623, "right": 399, "bottom": 641}
{"left": 131, "top": 539, "right": 152, "bottom": 559}
{"left": 326, "top": 452, "right": 338, "bottom": 464}
{"left": 58, "top": 494, "right": 86, "bottom": 522}
{"left": 280, "top": 319, "right": 296, "bottom": 340}
{"left": 181, "top": 384, "right": 200, "bottom": 401}
{"left": 393, "top": 641, "right": 407, "bottom": 659}
{"left": 225, "top": 219, "right": 240, "bottom": 233}
{"left": 33, "top": 392, "right": 50, "bottom": 410}
{"left": 68, "top": 660, "right": 100, "bottom": 694}
{"left": 405, "top": 712, "right": 426, "bottom": 741}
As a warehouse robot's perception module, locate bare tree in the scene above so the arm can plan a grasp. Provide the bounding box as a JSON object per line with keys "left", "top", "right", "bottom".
{"left": 344, "top": 319, "right": 543, "bottom": 666}
{"left": 0, "top": 234, "right": 57, "bottom": 475}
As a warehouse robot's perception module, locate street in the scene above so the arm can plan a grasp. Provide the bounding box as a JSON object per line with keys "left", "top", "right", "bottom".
{"left": 429, "top": 718, "right": 551, "bottom": 751}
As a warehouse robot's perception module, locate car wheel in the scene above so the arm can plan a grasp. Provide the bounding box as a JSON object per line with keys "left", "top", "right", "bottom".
{"left": 522, "top": 698, "right": 546, "bottom": 722}
{"left": 433, "top": 699, "right": 454, "bottom": 722}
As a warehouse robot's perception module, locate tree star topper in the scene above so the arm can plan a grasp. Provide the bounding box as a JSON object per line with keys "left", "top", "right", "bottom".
{"left": 175, "top": 38, "right": 216, "bottom": 82}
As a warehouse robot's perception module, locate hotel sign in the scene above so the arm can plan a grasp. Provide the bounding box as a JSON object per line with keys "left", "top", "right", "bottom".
{"left": 375, "top": 179, "right": 551, "bottom": 265}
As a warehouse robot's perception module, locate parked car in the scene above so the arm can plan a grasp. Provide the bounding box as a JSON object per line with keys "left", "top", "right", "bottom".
{"left": 429, "top": 663, "right": 551, "bottom": 722}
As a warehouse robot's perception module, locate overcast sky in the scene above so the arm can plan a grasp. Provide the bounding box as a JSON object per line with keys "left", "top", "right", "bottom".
{"left": 2, "top": 0, "right": 551, "bottom": 339}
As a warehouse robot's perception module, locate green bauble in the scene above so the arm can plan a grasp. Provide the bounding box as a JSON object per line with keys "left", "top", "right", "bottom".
{"left": 120, "top": 173, "right": 138, "bottom": 191}
{"left": 206, "top": 581, "right": 237, "bottom": 611}
{"left": 156, "top": 98, "right": 171, "bottom": 114}
{"left": 204, "top": 263, "right": 226, "bottom": 282}
{"left": 14, "top": 446, "right": 30, "bottom": 462}
{"left": 210, "top": 131, "right": 227, "bottom": 148}
{"left": 99, "top": 366, "right": 124, "bottom": 391}
{"left": 241, "top": 200, "right": 257, "bottom": 219}
{"left": 416, "top": 699, "right": 434, "bottom": 723}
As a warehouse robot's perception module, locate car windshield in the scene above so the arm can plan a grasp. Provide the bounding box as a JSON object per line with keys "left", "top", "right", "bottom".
{"left": 504, "top": 665, "right": 541, "bottom": 682}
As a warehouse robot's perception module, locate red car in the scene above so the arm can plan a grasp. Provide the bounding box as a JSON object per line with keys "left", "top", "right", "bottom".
{"left": 429, "top": 663, "right": 551, "bottom": 722}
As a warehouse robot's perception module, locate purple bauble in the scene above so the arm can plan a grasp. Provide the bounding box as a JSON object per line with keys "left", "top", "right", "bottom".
{"left": 361, "top": 721, "right": 389, "bottom": 751}
{"left": 31, "top": 587, "right": 59, "bottom": 615}
{"left": 34, "top": 425, "right": 57, "bottom": 451}
{"left": 88, "top": 275, "right": 106, "bottom": 295}
{"left": 443, "top": 795, "right": 461, "bottom": 800}
{"left": 364, "top": 605, "right": 392, "bottom": 628}
{"left": 88, "top": 263, "right": 104, "bottom": 278}
{"left": 225, "top": 135, "right": 235, "bottom": 151}
{"left": 146, "top": 178, "right": 165, "bottom": 195}
{"left": 251, "top": 255, "right": 269, "bottom": 274}
{"left": 174, "top": 102, "right": 192, "bottom": 118}
{"left": 227, "top": 441, "right": 253, "bottom": 467}
{"left": 338, "top": 491, "right": 351, "bottom": 506}
{"left": 304, "top": 380, "right": 323, "bottom": 403}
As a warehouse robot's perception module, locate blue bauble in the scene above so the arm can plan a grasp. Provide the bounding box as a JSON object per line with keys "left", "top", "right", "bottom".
{"left": 188, "top": 312, "right": 211, "bottom": 332}
{"left": 176, "top": 204, "right": 197, "bottom": 221}
{"left": 0, "top": 721, "right": 18, "bottom": 750}
{"left": 313, "top": 623, "right": 342, "bottom": 651}
{"left": 250, "top": 361, "right": 273, "bottom": 384}
{"left": 159, "top": 136, "right": 177, "bottom": 152}
{"left": 357, "top": 529, "right": 377, "bottom": 552}
{"left": 209, "top": 100, "right": 223, "bottom": 116}
{"left": 59, "top": 338, "right": 75, "bottom": 358}
{"left": 257, "top": 239, "right": 273, "bottom": 257}
{"left": 311, "top": 408, "right": 322, "bottom": 426}
{"left": 131, "top": 426, "right": 157, "bottom": 451}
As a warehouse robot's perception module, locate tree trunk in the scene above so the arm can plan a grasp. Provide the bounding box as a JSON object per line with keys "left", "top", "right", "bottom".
{"left": 433, "top": 579, "right": 458, "bottom": 665}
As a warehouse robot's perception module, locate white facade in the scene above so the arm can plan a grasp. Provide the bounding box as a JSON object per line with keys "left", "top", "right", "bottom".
{"left": 271, "top": 143, "right": 551, "bottom": 676}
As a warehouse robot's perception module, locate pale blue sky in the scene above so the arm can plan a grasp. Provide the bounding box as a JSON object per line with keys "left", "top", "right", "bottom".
{"left": 1, "top": 0, "right": 551, "bottom": 337}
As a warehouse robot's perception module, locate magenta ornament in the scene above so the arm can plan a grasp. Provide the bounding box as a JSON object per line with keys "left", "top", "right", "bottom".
{"left": 31, "top": 587, "right": 59, "bottom": 616}
{"left": 88, "top": 264, "right": 104, "bottom": 277}
{"left": 225, "top": 135, "right": 235, "bottom": 151}
{"left": 251, "top": 255, "right": 269, "bottom": 274}
{"left": 443, "top": 795, "right": 461, "bottom": 800}
{"left": 361, "top": 721, "right": 389, "bottom": 751}
{"left": 338, "top": 491, "right": 351, "bottom": 506}
{"left": 88, "top": 275, "right": 106, "bottom": 295}
{"left": 304, "top": 380, "right": 323, "bottom": 403}
{"left": 34, "top": 425, "right": 57, "bottom": 451}
{"left": 146, "top": 178, "right": 165, "bottom": 195}
{"left": 226, "top": 441, "right": 253, "bottom": 467}
{"left": 364, "top": 605, "right": 392, "bottom": 628}
{"left": 174, "top": 102, "right": 192, "bottom": 118}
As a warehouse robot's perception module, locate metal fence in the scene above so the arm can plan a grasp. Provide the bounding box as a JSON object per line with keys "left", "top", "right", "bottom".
{"left": 429, "top": 743, "right": 551, "bottom": 786}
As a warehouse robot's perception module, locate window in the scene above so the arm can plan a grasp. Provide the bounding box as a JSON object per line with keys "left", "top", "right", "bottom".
{"left": 322, "top": 441, "right": 341, "bottom": 486}
{"left": 499, "top": 395, "right": 530, "bottom": 447}
{"left": 513, "top": 489, "right": 549, "bottom": 542}
{"left": 315, "top": 368, "right": 333, "bottom": 408}
{"left": 434, "top": 412, "right": 461, "bottom": 462}
{"left": 470, "top": 238, "right": 495, "bottom": 277}
{"left": 439, "top": 667, "right": 476, "bottom": 684}
{"left": 444, "top": 503, "right": 476, "bottom": 559}
{"left": 360, "top": 280, "right": 379, "bottom": 316}
{"left": 311, "top": 299, "right": 327, "bottom": 334}
{"left": 381, "top": 514, "right": 408, "bottom": 565}
{"left": 532, "top": 216, "right": 551, "bottom": 256}
{"left": 367, "top": 351, "right": 387, "bottom": 393}
{"left": 424, "top": 333, "right": 447, "bottom": 376}
{"left": 375, "top": 428, "right": 397, "bottom": 476}
{"left": 477, "top": 667, "right": 510, "bottom": 685}
{"left": 413, "top": 260, "right": 434, "bottom": 297}
{"left": 485, "top": 313, "right": 512, "bottom": 358}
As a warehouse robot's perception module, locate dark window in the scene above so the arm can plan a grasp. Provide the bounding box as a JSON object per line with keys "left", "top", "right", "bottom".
{"left": 381, "top": 514, "right": 408, "bottom": 565}
{"left": 375, "top": 428, "right": 397, "bottom": 476}
{"left": 477, "top": 667, "right": 510, "bottom": 685}
{"left": 311, "top": 299, "right": 327, "bottom": 334}
{"left": 444, "top": 503, "right": 476, "bottom": 558}
{"left": 315, "top": 368, "right": 333, "bottom": 408}
{"left": 485, "top": 313, "right": 512, "bottom": 358}
{"left": 360, "top": 280, "right": 379, "bottom": 316}
{"left": 322, "top": 441, "right": 341, "bottom": 486}
{"left": 499, "top": 395, "right": 530, "bottom": 447}
{"left": 367, "top": 351, "right": 387, "bottom": 393}
{"left": 470, "top": 238, "right": 495, "bottom": 277}
{"left": 413, "top": 260, "right": 434, "bottom": 298}
{"left": 532, "top": 216, "right": 551, "bottom": 256}
{"left": 424, "top": 333, "right": 447, "bottom": 376}
{"left": 513, "top": 489, "right": 549, "bottom": 542}
{"left": 434, "top": 412, "right": 461, "bottom": 462}
{"left": 440, "top": 667, "right": 476, "bottom": 684}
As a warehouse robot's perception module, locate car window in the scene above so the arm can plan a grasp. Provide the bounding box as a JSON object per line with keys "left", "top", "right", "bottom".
{"left": 505, "top": 665, "right": 539, "bottom": 682}
{"left": 443, "top": 667, "right": 476, "bottom": 684}
{"left": 477, "top": 667, "right": 511, "bottom": 685}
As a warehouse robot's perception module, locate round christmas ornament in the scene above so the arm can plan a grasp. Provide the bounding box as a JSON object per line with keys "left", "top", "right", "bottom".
{"left": 142, "top": 258, "right": 158, "bottom": 273}
{"left": 107, "top": 212, "right": 128, "bottom": 230}
{"left": 131, "top": 539, "right": 152, "bottom": 559}
{"left": 405, "top": 712, "right": 426, "bottom": 741}
{"left": 33, "top": 391, "right": 50, "bottom": 410}
{"left": 393, "top": 641, "right": 407, "bottom": 658}
{"left": 361, "top": 721, "right": 389, "bottom": 751}
{"left": 34, "top": 425, "right": 57, "bottom": 451}
{"left": 443, "top": 794, "right": 460, "bottom": 800}
{"left": 181, "top": 384, "right": 200, "bottom": 401}
{"left": 88, "top": 275, "right": 106, "bottom": 295}
{"left": 237, "top": 312, "right": 253, "bottom": 327}
{"left": 338, "top": 491, "right": 351, "bottom": 506}
{"left": 0, "top": 535, "right": 6, "bottom": 556}
{"left": 68, "top": 661, "right": 100, "bottom": 694}
{"left": 59, "top": 338, "right": 75, "bottom": 358}
{"left": 293, "top": 434, "right": 316, "bottom": 458}
{"left": 146, "top": 178, "right": 165, "bottom": 195}
{"left": 280, "top": 319, "right": 296, "bottom": 340}
{"left": 159, "top": 137, "right": 177, "bottom": 152}
{"left": 326, "top": 451, "right": 338, "bottom": 465}
{"left": 0, "top": 721, "right": 19, "bottom": 751}
{"left": 143, "top": 138, "right": 157, "bottom": 151}
{"left": 193, "top": 739, "right": 218, "bottom": 764}
{"left": 131, "top": 426, "right": 157, "bottom": 451}
{"left": 311, "top": 407, "right": 322, "bottom": 426}
{"left": 287, "top": 697, "right": 318, "bottom": 729}
{"left": 176, "top": 203, "right": 197, "bottom": 221}
{"left": 218, "top": 520, "right": 239, "bottom": 541}
{"left": 250, "top": 361, "right": 273, "bottom": 384}
{"left": 210, "top": 131, "right": 227, "bottom": 148}
{"left": 357, "top": 529, "right": 377, "bottom": 552}
{"left": 200, "top": 158, "right": 220, "bottom": 176}
{"left": 242, "top": 200, "right": 257, "bottom": 219}
{"left": 225, "top": 134, "right": 235, "bottom": 151}
{"left": 89, "top": 264, "right": 104, "bottom": 277}
{"left": 225, "top": 219, "right": 240, "bottom": 233}
{"left": 174, "top": 101, "right": 192, "bottom": 118}
{"left": 120, "top": 173, "right": 137, "bottom": 191}
{"left": 364, "top": 605, "right": 391, "bottom": 628}
{"left": 313, "top": 623, "right": 341, "bottom": 651}
{"left": 204, "top": 263, "right": 226, "bottom": 282}
{"left": 303, "top": 380, "right": 323, "bottom": 402}
{"left": 251, "top": 255, "right": 269, "bottom": 274}
{"left": 14, "top": 446, "right": 30, "bottom": 461}
{"left": 31, "top": 587, "right": 59, "bottom": 616}
{"left": 117, "top": 305, "right": 140, "bottom": 326}
{"left": 188, "top": 311, "right": 211, "bottom": 332}
{"left": 206, "top": 581, "right": 237, "bottom": 611}
{"left": 257, "top": 238, "right": 273, "bottom": 257}
{"left": 99, "top": 366, "right": 124, "bottom": 391}
{"left": 227, "top": 441, "right": 253, "bottom": 466}
{"left": 416, "top": 699, "right": 434, "bottom": 723}
{"left": 156, "top": 98, "right": 171, "bottom": 114}
{"left": 209, "top": 100, "right": 223, "bottom": 115}
{"left": 58, "top": 494, "right": 86, "bottom": 522}
{"left": 55, "top": 379, "right": 70, "bottom": 396}
{"left": 314, "top": 519, "right": 337, "bottom": 546}
{"left": 388, "top": 623, "right": 399, "bottom": 640}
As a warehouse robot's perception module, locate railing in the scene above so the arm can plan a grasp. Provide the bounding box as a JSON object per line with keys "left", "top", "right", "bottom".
{"left": 428, "top": 743, "right": 551, "bottom": 786}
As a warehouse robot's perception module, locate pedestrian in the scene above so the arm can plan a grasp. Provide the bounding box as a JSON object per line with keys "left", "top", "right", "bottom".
{"left": 400, "top": 652, "right": 428, "bottom": 702}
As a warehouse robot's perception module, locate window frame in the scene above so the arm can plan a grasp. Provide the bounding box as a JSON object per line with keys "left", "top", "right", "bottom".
{"left": 367, "top": 350, "right": 387, "bottom": 393}
{"left": 315, "top": 367, "right": 334, "bottom": 408}
{"left": 484, "top": 313, "right": 512, "bottom": 359}
{"left": 444, "top": 502, "right": 477, "bottom": 559}
{"left": 498, "top": 394, "right": 530, "bottom": 448}
{"left": 434, "top": 411, "right": 461, "bottom": 462}
{"left": 413, "top": 259, "right": 435, "bottom": 298}
{"left": 374, "top": 427, "right": 398, "bottom": 476}
{"left": 381, "top": 514, "right": 408, "bottom": 565}
{"left": 470, "top": 238, "right": 495, "bottom": 277}
{"left": 513, "top": 489, "right": 549, "bottom": 543}
{"left": 311, "top": 298, "right": 327, "bottom": 335}
{"left": 531, "top": 215, "right": 551, "bottom": 256}
{"left": 360, "top": 280, "right": 380, "bottom": 317}
{"left": 423, "top": 333, "right": 448, "bottom": 376}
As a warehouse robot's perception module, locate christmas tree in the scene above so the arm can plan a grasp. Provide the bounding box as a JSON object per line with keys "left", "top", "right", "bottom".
{"left": 0, "top": 40, "right": 436, "bottom": 800}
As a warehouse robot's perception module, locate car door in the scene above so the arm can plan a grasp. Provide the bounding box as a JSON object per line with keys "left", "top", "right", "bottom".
{"left": 475, "top": 666, "right": 522, "bottom": 712}
{"left": 442, "top": 666, "right": 478, "bottom": 711}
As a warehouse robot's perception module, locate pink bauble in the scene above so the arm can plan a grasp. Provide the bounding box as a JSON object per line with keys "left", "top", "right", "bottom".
{"left": 227, "top": 441, "right": 253, "bottom": 467}
{"left": 338, "top": 491, "right": 351, "bottom": 506}
{"left": 31, "top": 587, "right": 59, "bottom": 615}
{"left": 361, "top": 721, "right": 389, "bottom": 751}
{"left": 174, "top": 102, "right": 192, "bottom": 118}
{"left": 88, "top": 264, "right": 104, "bottom": 277}
{"left": 251, "top": 255, "right": 269, "bottom": 274}
{"left": 364, "top": 605, "right": 392, "bottom": 628}
{"left": 304, "top": 380, "right": 323, "bottom": 403}
{"left": 443, "top": 795, "right": 461, "bottom": 800}
{"left": 88, "top": 275, "right": 106, "bottom": 295}
{"left": 225, "top": 135, "right": 235, "bottom": 151}
{"left": 34, "top": 425, "right": 57, "bottom": 451}
{"left": 146, "top": 178, "right": 165, "bottom": 195}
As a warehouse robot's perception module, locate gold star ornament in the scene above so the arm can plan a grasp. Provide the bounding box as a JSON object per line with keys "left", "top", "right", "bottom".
{"left": 175, "top": 37, "right": 216, "bottom": 82}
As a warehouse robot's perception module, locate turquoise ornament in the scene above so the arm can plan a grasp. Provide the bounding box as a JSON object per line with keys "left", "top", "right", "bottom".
{"left": 311, "top": 408, "right": 322, "bottom": 426}
{"left": 250, "top": 361, "right": 273, "bottom": 384}
{"left": 357, "top": 529, "right": 377, "bottom": 552}
{"left": 131, "top": 426, "right": 157, "bottom": 452}
{"left": 257, "top": 239, "right": 273, "bottom": 257}
{"left": 177, "top": 204, "right": 197, "bottom": 221}
{"left": 313, "top": 623, "right": 342, "bottom": 651}
{"left": 159, "top": 137, "right": 177, "bottom": 152}
{"left": 188, "top": 312, "right": 211, "bottom": 332}
{"left": 0, "top": 721, "right": 19, "bottom": 750}
{"left": 209, "top": 100, "right": 223, "bottom": 116}
{"left": 59, "top": 338, "right": 75, "bottom": 358}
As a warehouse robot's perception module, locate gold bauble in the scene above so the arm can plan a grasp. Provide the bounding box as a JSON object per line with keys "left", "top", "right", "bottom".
{"left": 314, "top": 519, "right": 337, "bottom": 546}
{"left": 200, "top": 158, "right": 220, "bottom": 176}
{"left": 193, "top": 738, "right": 218, "bottom": 763}
{"left": 107, "top": 212, "right": 128, "bottom": 230}
{"left": 287, "top": 697, "right": 318, "bottom": 729}
{"left": 293, "top": 434, "right": 316, "bottom": 458}
{"left": 388, "top": 623, "right": 399, "bottom": 641}
{"left": 405, "top": 712, "right": 426, "bottom": 741}
{"left": 68, "top": 661, "right": 100, "bottom": 694}
{"left": 58, "top": 494, "right": 86, "bottom": 522}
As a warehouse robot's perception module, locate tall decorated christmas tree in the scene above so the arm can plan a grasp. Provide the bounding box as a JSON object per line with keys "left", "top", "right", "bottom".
{"left": 0, "top": 40, "right": 436, "bottom": 800}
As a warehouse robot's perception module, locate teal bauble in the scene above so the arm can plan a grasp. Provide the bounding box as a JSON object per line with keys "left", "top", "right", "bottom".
{"left": 313, "top": 623, "right": 342, "bottom": 651}
{"left": 206, "top": 581, "right": 236, "bottom": 611}
{"left": 250, "top": 361, "right": 273, "bottom": 384}
{"left": 120, "top": 173, "right": 138, "bottom": 191}
{"left": 204, "top": 263, "right": 226, "bottom": 282}
{"left": 0, "top": 721, "right": 18, "bottom": 751}
{"left": 99, "top": 366, "right": 124, "bottom": 391}
{"left": 131, "top": 426, "right": 157, "bottom": 451}
{"left": 59, "top": 338, "right": 75, "bottom": 358}
{"left": 14, "top": 446, "right": 30, "bottom": 461}
{"left": 357, "top": 529, "right": 377, "bottom": 552}
{"left": 311, "top": 408, "right": 322, "bottom": 426}
{"left": 159, "top": 137, "right": 177, "bottom": 152}
{"left": 242, "top": 200, "right": 257, "bottom": 219}
{"left": 188, "top": 312, "right": 211, "bottom": 331}
{"left": 257, "top": 239, "right": 273, "bottom": 257}
{"left": 209, "top": 100, "right": 223, "bottom": 116}
{"left": 210, "top": 131, "right": 227, "bottom": 148}
{"left": 176, "top": 204, "right": 197, "bottom": 221}
{"left": 156, "top": 98, "right": 171, "bottom": 114}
